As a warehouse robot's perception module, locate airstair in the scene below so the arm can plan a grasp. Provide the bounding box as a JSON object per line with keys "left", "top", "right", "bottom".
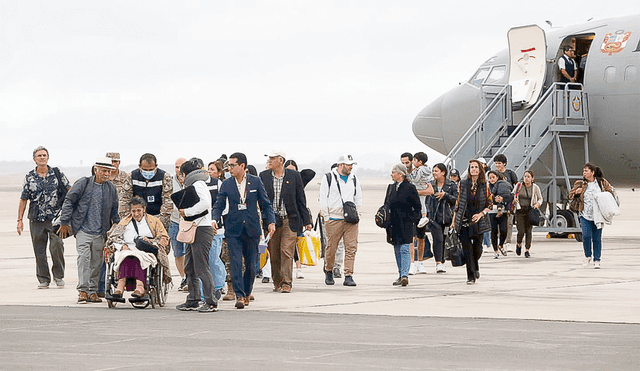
{"left": 444, "top": 82, "right": 590, "bottom": 236}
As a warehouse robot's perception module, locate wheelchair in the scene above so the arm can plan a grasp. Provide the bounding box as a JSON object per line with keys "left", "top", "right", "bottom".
{"left": 104, "top": 250, "right": 169, "bottom": 309}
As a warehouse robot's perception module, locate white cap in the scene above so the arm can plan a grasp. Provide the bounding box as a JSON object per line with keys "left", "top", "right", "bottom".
{"left": 265, "top": 150, "right": 286, "bottom": 158}
{"left": 94, "top": 157, "right": 116, "bottom": 170}
{"left": 477, "top": 157, "right": 487, "bottom": 164}
{"left": 337, "top": 154, "right": 357, "bottom": 165}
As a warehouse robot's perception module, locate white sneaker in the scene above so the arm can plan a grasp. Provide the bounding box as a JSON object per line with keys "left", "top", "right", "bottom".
{"left": 408, "top": 262, "right": 417, "bottom": 275}
{"left": 505, "top": 243, "right": 513, "bottom": 252}
{"left": 583, "top": 257, "right": 592, "bottom": 267}
{"left": 296, "top": 268, "right": 304, "bottom": 279}
{"left": 417, "top": 217, "right": 430, "bottom": 228}
{"left": 594, "top": 261, "right": 601, "bottom": 269}
{"left": 436, "top": 263, "right": 446, "bottom": 273}
{"left": 416, "top": 262, "right": 427, "bottom": 274}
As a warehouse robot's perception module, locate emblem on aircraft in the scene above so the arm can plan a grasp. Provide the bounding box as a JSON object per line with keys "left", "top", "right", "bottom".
{"left": 572, "top": 96, "right": 581, "bottom": 112}
{"left": 601, "top": 31, "right": 632, "bottom": 55}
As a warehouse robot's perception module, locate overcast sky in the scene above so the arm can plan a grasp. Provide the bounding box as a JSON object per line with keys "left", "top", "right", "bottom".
{"left": 1, "top": 1, "right": 638, "bottom": 172}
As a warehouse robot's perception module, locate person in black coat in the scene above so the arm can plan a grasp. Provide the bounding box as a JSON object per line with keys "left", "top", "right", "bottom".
{"left": 451, "top": 159, "right": 493, "bottom": 285}
{"left": 384, "top": 164, "right": 421, "bottom": 286}
{"left": 426, "top": 163, "right": 458, "bottom": 274}
{"left": 258, "top": 152, "right": 312, "bottom": 293}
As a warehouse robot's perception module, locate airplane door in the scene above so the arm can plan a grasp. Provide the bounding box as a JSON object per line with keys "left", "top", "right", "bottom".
{"left": 507, "top": 25, "right": 547, "bottom": 108}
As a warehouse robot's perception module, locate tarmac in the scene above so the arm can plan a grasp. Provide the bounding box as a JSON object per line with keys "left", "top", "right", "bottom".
{"left": 1, "top": 182, "right": 639, "bottom": 370}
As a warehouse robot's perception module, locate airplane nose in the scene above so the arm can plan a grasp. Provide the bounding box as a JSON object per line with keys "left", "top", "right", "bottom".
{"left": 412, "top": 94, "right": 446, "bottom": 154}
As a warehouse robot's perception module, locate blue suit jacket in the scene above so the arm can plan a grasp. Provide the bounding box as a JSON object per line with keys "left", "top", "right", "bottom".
{"left": 212, "top": 174, "right": 275, "bottom": 238}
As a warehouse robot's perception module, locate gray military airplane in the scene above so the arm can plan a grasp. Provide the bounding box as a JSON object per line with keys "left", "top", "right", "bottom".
{"left": 413, "top": 14, "right": 639, "bottom": 188}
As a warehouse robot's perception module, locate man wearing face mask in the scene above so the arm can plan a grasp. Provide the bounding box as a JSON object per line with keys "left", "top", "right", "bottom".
{"left": 131, "top": 153, "right": 173, "bottom": 232}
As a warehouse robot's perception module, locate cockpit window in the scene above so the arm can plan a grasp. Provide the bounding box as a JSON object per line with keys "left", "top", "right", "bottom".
{"left": 469, "top": 65, "right": 506, "bottom": 86}
{"left": 470, "top": 67, "right": 491, "bottom": 86}
{"left": 485, "top": 66, "right": 506, "bottom": 84}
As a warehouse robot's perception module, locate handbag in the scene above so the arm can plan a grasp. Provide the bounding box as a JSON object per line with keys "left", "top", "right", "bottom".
{"left": 375, "top": 184, "right": 393, "bottom": 229}
{"left": 528, "top": 208, "right": 543, "bottom": 227}
{"left": 332, "top": 173, "right": 359, "bottom": 224}
{"left": 297, "top": 230, "right": 321, "bottom": 266}
{"left": 444, "top": 229, "right": 465, "bottom": 267}
{"left": 131, "top": 219, "right": 159, "bottom": 255}
{"left": 176, "top": 220, "right": 197, "bottom": 244}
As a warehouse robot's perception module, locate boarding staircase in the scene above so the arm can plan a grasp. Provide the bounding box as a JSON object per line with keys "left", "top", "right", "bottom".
{"left": 444, "top": 83, "right": 590, "bottom": 235}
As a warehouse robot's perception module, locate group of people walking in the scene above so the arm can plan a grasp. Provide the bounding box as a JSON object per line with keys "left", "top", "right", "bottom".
{"left": 383, "top": 152, "right": 616, "bottom": 286}
{"left": 16, "top": 145, "right": 617, "bottom": 308}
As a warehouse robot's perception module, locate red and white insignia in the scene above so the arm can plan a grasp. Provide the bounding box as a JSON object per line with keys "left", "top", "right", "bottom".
{"left": 601, "top": 31, "right": 632, "bottom": 55}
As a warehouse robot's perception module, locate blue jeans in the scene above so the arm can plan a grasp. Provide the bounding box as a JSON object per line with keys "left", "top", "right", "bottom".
{"left": 200, "top": 234, "right": 226, "bottom": 299}
{"left": 483, "top": 231, "right": 491, "bottom": 247}
{"left": 580, "top": 216, "right": 602, "bottom": 261}
{"left": 394, "top": 243, "right": 410, "bottom": 277}
{"left": 169, "top": 221, "right": 186, "bottom": 258}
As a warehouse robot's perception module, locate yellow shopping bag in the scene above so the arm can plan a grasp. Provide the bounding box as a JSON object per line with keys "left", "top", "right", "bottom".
{"left": 297, "top": 230, "right": 321, "bottom": 266}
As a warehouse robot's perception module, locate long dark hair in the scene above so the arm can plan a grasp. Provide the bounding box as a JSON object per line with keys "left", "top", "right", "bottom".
{"left": 465, "top": 159, "right": 487, "bottom": 183}
{"left": 583, "top": 162, "right": 603, "bottom": 180}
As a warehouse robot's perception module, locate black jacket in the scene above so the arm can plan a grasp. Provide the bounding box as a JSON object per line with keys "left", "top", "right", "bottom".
{"left": 426, "top": 179, "right": 458, "bottom": 225}
{"left": 259, "top": 169, "right": 312, "bottom": 233}
{"left": 385, "top": 180, "right": 421, "bottom": 245}
{"left": 454, "top": 179, "right": 492, "bottom": 235}
{"left": 488, "top": 179, "right": 513, "bottom": 208}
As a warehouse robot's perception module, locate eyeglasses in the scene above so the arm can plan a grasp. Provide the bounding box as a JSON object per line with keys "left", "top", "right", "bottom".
{"left": 228, "top": 163, "right": 240, "bottom": 168}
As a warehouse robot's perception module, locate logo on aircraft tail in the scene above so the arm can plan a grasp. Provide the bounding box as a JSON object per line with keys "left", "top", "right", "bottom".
{"left": 601, "top": 31, "right": 632, "bottom": 55}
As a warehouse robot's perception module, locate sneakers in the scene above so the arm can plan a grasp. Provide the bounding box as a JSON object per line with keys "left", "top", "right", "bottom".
{"left": 516, "top": 245, "right": 522, "bottom": 256}
{"left": 494, "top": 253, "right": 499, "bottom": 259}
{"left": 467, "top": 279, "right": 476, "bottom": 285}
{"left": 343, "top": 276, "right": 357, "bottom": 287}
{"left": 416, "top": 261, "right": 427, "bottom": 274}
{"left": 524, "top": 251, "right": 530, "bottom": 258}
{"left": 280, "top": 285, "right": 291, "bottom": 293}
{"left": 332, "top": 267, "right": 342, "bottom": 279}
{"left": 436, "top": 263, "right": 446, "bottom": 273}
{"left": 325, "top": 270, "right": 335, "bottom": 285}
{"left": 38, "top": 282, "right": 49, "bottom": 289}
{"left": 583, "top": 257, "right": 592, "bottom": 267}
{"left": 408, "top": 262, "right": 417, "bottom": 275}
{"left": 197, "top": 302, "right": 218, "bottom": 313}
{"left": 77, "top": 291, "right": 88, "bottom": 304}
{"left": 296, "top": 268, "right": 304, "bottom": 279}
{"left": 417, "top": 216, "right": 430, "bottom": 228}
{"left": 392, "top": 277, "right": 403, "bottom": 286}
{"left": 178, "top": 277, "right": 188, "bottom": 291}
{"left": 499, "top": 246, "right": 507, "bottom": 256}
{"left": 55, "top": 278, "right": 65, "bottom": 288}
{"left": 214, "top": 288, "right": 223, "bottom": 300}
{"left": 594, "top": 261, "right": 601, "bottom": 269}
{"left": 176, "top": 301, "right": 199, "bottom": 311}
{"left": 261, "top": 277, "right": 270, "bottom": 283}
{"left": 505, "top": 243, "right": 513, "bottom": 252}
{"left": 400, "top": 276, "right": 408, "bottom": 286}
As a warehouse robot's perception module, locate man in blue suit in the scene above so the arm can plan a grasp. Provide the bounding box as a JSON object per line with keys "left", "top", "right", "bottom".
{"left": 212, "top": 152, "right": 275, "bottom": 309}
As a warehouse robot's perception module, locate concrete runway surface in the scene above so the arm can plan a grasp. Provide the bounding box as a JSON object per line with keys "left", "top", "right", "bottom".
{"left": 1, "top": 179, "right": 639, "bottom": 370}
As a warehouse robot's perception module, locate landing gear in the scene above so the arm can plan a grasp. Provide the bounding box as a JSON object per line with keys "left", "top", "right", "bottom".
{"left": 548, "top": 210, "right": 576, "bottom": 239}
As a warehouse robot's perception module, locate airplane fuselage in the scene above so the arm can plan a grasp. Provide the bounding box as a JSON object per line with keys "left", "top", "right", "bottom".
{"left": 413, "top": 14, "right": 640, "bottom": 186}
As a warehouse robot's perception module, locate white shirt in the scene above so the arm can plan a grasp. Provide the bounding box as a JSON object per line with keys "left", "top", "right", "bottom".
{"left": 581, "top": 181, "right": 601, "bottom": 221}
{"left": 113, "top": 217, "right": 153, "bottom": 251}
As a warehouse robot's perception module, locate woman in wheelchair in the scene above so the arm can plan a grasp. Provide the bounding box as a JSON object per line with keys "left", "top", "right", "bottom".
{"left": 106, "top": 196, "right": 170, "bottom": 298}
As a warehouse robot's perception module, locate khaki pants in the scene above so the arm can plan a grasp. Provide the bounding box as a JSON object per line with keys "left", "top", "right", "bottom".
{"left": 268, "top": 218, "right": 298, "bottom": 289}
{"left": 324, "top": 220, "right": 358, "bottom": 276}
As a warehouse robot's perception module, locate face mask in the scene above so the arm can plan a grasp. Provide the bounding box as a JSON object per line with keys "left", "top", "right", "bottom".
{"left": 141, "top": 169, "right": 156, "bottom": 180}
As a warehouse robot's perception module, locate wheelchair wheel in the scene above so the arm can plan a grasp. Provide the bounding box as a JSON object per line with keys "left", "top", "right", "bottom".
{"left": 156, "top": 268, "right": 168, "bottom": 307}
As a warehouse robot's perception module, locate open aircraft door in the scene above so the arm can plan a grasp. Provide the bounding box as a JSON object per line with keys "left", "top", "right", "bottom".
{"left": 507, "top": 25, "right": 547, "bottom": 109}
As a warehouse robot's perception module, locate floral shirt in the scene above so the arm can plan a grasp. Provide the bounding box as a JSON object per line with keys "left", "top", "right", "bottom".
{"left": 20, "top": 166, "right": 70, "bottom": 222}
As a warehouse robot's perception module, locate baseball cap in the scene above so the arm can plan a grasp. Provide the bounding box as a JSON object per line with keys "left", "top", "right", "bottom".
{"left": 337, "top": 154, "right": 357, "bottom": 165}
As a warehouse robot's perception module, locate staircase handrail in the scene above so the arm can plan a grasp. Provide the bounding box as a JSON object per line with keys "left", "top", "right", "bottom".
{"left": 444, "top": 84, "right": 511, "bottom": 168}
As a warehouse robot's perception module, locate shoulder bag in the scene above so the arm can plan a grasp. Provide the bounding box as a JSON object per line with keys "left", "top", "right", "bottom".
{"left": 132, "top": 218, "right": 159, "bottom": 255}
{"left": 176, "top": 219, "right": 197, "bottom": 244}
{"left": 333, "top": 173, "right": 359, "bottom": 224}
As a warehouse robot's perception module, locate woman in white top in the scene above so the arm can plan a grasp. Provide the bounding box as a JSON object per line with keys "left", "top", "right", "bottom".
{"left": 108, "top": 196, "right": 169, "bottom": 298}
